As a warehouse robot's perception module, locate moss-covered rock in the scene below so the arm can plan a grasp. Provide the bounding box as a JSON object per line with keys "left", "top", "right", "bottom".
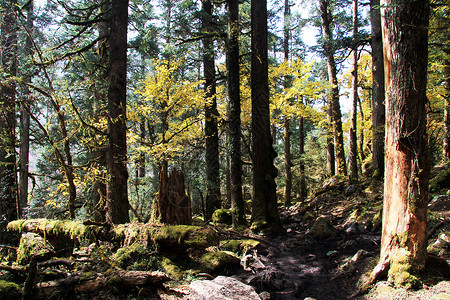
{"left": 114, "top": 242, "right": 160, "bottom": 271}
{"left": 212, "top": 209, "right": 232, "bottom": 225}
{"left": 199, "top": 251, "right": 240, "bottom": 273}
{"left": 307, "top": 217, "right": 336, "bottom": 238}
{"left": 16, "top": 233, "right": 53, "bottom": 265}
{"left": 0, "top": 280, "right": 20, "bottom": 300}
{"left": 150, "top": 225, "right": 219, "bottom": 252}
{"left": 161, "top": 257, "right": 185, "bottom": 280}
{"left": 220, "top": 239, "right": 260, "bottom": 255}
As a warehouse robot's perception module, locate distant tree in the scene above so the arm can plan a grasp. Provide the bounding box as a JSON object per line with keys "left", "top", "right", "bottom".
{"left": 370, "top": 0, "right": 385, "bottom": 178}
{"left": 371, "top": 0, "right": 430, "bottom": 286}
{"left": 251, "top": 0, "right": 281, "bottom": 232}
{"left": 319, "top": 0, "right": 347, "bottom": 176}
{"left": 0, "top": 0, "right": 18, "bottom": 244}
{"left": 106, "top": 0, "right": 130, "bottom": 224}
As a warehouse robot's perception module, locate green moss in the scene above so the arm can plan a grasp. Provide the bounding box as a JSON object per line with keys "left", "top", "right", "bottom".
{"left": 212, "top": 209, "right": 232, "bottom": 225}
{"left": 161, "top": 257, "right": 184, "bottom": 280}
{"left": 79, "top": 271, "right": 97, "bottom": 281}
{"left": 16, "top": 233, "right": 49, "bottom": 265}
{"left": 114, "top": 242, "right": 159, "bottom": 271}
{"left": 250, "top": 220, "right": 268, "bottom": 233}
{"left": 388, "top": 249, "right": 422, "bottom": 289}
{"left": 199, "top": 251, "right": 239, "bottom": 273}
{"left": 0, "top": 280, "right": 20, "bottom": 300}
{"left": 150, "top": 225, "right": 218, "bottom": 250}
{"left": 220, "top": 239, "right": 260, "bottom": 254}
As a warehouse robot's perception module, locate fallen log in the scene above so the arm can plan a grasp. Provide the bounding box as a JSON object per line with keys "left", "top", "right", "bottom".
{"left": 36, "top": 270, "right": 171, "bottom": 298}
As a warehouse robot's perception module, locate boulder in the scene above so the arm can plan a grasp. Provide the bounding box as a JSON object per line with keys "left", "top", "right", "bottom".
{"left": 189, "top": 276, "right": 261, "bottom": 300}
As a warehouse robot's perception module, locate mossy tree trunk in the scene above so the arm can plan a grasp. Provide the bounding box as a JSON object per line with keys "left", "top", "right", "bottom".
{"left": 0, "top": 0, "right": 18, "bottom": 245}
{"left": 227, "top": 0, "right": 246, "bottom": 226}
{"left": 251, "top": 0, "right": 281, "bottom": 232}
{"left": 370, "top": 0, "right": 385, "bottom": 179}
{"left": 443, "top": 57, "right": 450, "bottom": 162}
{"left": 298, "top": 99, "right": 307, "bottom": 202}
{"left": 203, "top": 0, "right": 221, "bottom": 221}
{"left": 372, "top": 0, "right": 430, "bottom": 286}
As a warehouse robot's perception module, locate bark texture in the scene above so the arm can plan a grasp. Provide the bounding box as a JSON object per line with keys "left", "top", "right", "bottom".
{"left": 371, "top": 0, "right": 385, "bottom": 178}
{"left": 0, "top": 0, "right": 18, "bottom": 245}
{"left": 444, "top": 57, "right": 450, "bottom": 161}
{"left": 227, "top": 0, "right": 245, "bottom": 226}
{"left": 374, "top": 0, "right": 430, "bottom": 285}
{"left": 106, "top": 0, "right": 130, "bottom": 224}
{"left": 251, "top": 0, "right": 281, "bottom": 231}
{"left": 202, "top": 0, "right": 221, "bottom": 220}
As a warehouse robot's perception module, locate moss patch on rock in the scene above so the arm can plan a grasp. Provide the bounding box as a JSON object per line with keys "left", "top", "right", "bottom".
{"left": 0, "top": 280, "right": 20, "bottom": 300}
{"left": 150, "top": 225, "right": 218, "bottom": 251}
{"left": 114, "top": 242, "right": 160, "bottom": 271}
{"left": 220, "top": 239, "right": 260, "bottom": 255}
{"left": 16, "top": 233, "right": 52, "bottom": 265}
{"left": 199, "top": 251, "right": 239, "bottom": 273}
{"left": 212, "top": 209, "right": 232, "bottom": 225}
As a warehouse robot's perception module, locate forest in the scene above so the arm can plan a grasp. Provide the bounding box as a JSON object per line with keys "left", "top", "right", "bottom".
{"left": 0, "top": 0, "right": 449, "bottom": 299}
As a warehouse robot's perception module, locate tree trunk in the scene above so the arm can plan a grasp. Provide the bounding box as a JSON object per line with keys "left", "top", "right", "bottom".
{"left": 320, "top": 0, "right": 347, "bottom": 176}
{"left": 106, "top": 0, "right": 130, "bottom": 224}
{"left": 227, "top": 0, "right": 245, "bottom": 226}
{"left": 0, "top": 0, "right": 18, "bottom": 245}
{"left": 443, "top": 58, "right": 450, "bottom": 161}
{"left": 202, "top": 0, "right": 221, "bottom": 221}
{"left": 370, "top": 0, "right": 385, "bottom": 179}
{"left": 19, "top": 0, "right": 34, "bottom": 218}
{"left": 283, "top": 0, "right": 292, "bottom": 206}
{"left": 372, "top": 0, "right": 430, "bottom": 286}
{"left": 156, "top": 166, "right": 192, "bottom": 225}
{"left": 326, "top": 102, "right": 335, "bottom": 176}
{"left": 349, "top": 0, "right": 359, "bottom": 181}
{"left": 251, "top": 0, "right": 281, "bottom": 232}
{"left": 298, "top": 99, "right": 307, "bottom": 202}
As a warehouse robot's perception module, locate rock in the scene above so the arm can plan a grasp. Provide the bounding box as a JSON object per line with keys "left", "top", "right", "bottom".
{"left": 428, "top": 232, "right": 449, "bottom": 256}
{"left": 307, "top": 217, "right": 336, "bottom": 238}
{"left": 344, "top": 221, "right": 365, "bottom": 234}
{"left": 189, "top": 276, "right": 261, "bottom": 300}
{"left": 344, "top": 185, "right": 358, "bottom": 197}
{"left": 199, "top": 251, "right": 240, "bottom": 273}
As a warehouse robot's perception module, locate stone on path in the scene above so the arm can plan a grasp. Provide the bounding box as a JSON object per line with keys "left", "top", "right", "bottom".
{"left": 189, "top": 276, "right": 262, "bottom": 300}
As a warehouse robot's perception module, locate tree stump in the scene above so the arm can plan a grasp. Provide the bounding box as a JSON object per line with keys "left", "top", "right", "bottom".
{"left": 156, "top": 166, "right": 191, "bottom": 225}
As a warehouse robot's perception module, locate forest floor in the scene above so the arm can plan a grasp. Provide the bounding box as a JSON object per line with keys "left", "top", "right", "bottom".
{"left": 222, "top": 175, "right": 450, "bottom": 300}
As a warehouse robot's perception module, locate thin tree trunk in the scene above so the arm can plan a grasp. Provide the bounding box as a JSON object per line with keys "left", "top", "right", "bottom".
{"left": 443, "top": 58, "right": 450, "bottom": 162}
{"left": 349, "top": 0, "right": 359, "bottom": 180}
{"left": 227, "top": 0, "right": 245, "bottom": 226}
{"left": 106, "top": 0, "right": 130, "bottom": 224}
{"left": 202, "top": 0, "right": 221, "bottom": 220}
{"left": 320, "top": 0, "right": 347, "bottom": 176}
{"left": 0, "top": 0, "right": 19, "bottom": 245}
{"left": 326, "top": 102, "right": 335, "bottom": 176}
{"left": 371, "top": 0, "right": 385, "bottom": 179}
{"left": 298, "top": 98, "right": 307, "bottom": 202}
{"left": 372, "top": 0, "right": 430, "bottom": 285}
{"left": 19, "top": 0, "right": 34, "bottom": 218}
{"left": 283, "top": 0, "right": 292, "bottom": 206}
{"left": 251, "top": 0, "right": 281, "bottom": 232}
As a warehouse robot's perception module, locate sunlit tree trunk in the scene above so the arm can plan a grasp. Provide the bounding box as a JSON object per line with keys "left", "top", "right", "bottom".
{"left": 298, "top": 98, "right": 307, "bottom": 202}
{"left": 349, "top": 0, "right": 359, "bottom": 181}
{"left": 372, "top": 0, "right": 430, "bottom": 285}
{"left": 0, "top": 0, "right": 18, "bottom": 244}
{"left": 327, "top": 103, "right": 335, "bottom": 176}
{"left": 251, "top": 0, "right": 281, "bottom": 232}
{"left": 371, "top": 0, "right": 385, "bottom": 179}
{"left": 106, "top": 0, "right": 130, "bottom": 224}
{"left": 320, "top": 0, "right": 347, "bottom": 176}
{"left": 227, "top": 0, "right": 245, "bottom": 226}
{"left": 283, "top": 0, "right": 292, "bottom": 206}
{"left": 443, "top": 58, "right": 450, "bottom": 161}
{"left": 202, "top": 0, "right": 221, "bottom": 220}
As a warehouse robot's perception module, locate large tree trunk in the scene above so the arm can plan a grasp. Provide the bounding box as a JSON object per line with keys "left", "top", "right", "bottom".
{"left": 106, "top": 0, "right": 130, "bottom": 224}
{"left": 320, "top": 0, "right": 347, "bottom": 176}
{"left": 0, "top": 0, "right": 18, "bottom": 245}
{"left": 202, "top": 0, "right": 221, "bottom": 220}
{"left": 348, "top": 0, "right": 359, "bottom": 181}
{"left": 156, "top": 166, "right": 191, "bottom": 225}
{"left": 326, "top": 103, "right": 335, "bottom": 176}
{"left": 250, "top": 0, "right": 281, "bottom": 232}
{"left": 19, "top": 0, "right": 34, "bottom": 218}
{"left": 372, "top": 0, "right": 430, "bottom": 286}
{"left": 370, "top": 0, "right": 385, "bottom": 179}
{"left": 227, "top": 0, "right": 245, "bottom": 226}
